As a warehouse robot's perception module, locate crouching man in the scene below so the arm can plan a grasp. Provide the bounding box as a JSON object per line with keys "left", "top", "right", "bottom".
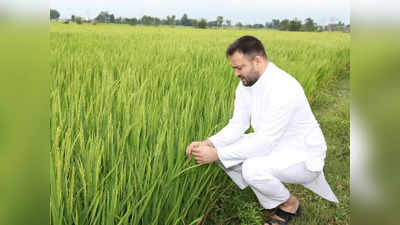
{"left": 186, "top": 35, "right": 338, "bottom": 225}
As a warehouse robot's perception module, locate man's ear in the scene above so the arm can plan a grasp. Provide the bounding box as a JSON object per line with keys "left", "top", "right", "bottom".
{"left": 253, "top": 55, "right": 262, "bottom": 65}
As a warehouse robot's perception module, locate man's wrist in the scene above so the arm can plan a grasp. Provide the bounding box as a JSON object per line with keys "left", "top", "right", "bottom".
{"left": 213, "top": 146, "right": 219, "bottom": 161}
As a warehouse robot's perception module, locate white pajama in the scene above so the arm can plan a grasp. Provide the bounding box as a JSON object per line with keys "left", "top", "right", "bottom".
{"left": 217, "top": 159, "right": 337, "bottom": 209}
{"left": 208, "top": 62, "right": 339, "bottom": 209}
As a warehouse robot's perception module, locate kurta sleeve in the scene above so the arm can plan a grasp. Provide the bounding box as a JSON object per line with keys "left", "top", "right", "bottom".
{"left": 216, "top": 83, "right": 300, "bottom": 168}
{"left": 208, "top": 84, "right": 250, "bottom": 148}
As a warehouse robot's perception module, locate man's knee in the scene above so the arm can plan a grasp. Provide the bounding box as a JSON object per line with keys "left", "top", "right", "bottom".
{"left": 241, "top": 158, "right": 274, "bottom": 185}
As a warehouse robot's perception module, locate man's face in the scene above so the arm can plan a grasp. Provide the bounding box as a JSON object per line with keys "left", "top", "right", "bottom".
{"left": 229, "top": 51, "right": 260, "bottom": 87}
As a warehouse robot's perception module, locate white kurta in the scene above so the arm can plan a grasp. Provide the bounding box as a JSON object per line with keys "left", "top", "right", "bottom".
{"left": 209, "top": 62, "right": 338, "bottom": 203}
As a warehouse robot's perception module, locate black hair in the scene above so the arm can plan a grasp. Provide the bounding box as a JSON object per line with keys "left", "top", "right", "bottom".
{"left": 226, "top": 35, "right": 267, "bottom": 60}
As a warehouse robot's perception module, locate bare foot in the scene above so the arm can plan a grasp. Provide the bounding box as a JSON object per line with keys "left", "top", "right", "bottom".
{"left": 279, "top": 195, "right": 299, "bottom": 214}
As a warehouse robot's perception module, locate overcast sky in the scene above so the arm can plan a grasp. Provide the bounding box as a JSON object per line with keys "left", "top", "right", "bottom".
{"left": 50, "top": 0, "right": 350, "bottom": 25}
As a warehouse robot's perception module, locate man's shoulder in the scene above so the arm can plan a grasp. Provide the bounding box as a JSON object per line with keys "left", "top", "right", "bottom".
{"left": 270, "top": 71, "right": 295, "bottom": 85}
{"left": 270, "top": 65, "right": 304, "bottom": 94}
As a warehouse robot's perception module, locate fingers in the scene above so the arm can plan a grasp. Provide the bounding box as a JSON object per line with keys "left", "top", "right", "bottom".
{"left": 186, "top": 142, "right": 210, "bottom": 165}
{"left": 191, "top": 150, "right": 201, "bottom": 157}
{"left": 193, "top": 148, "right": 206, "bottom": 164}
{"left": 191, "top": 145, "right": 203, "bottom": 163}
{"left": 194, "top": 156, "right": 204, "bottom": 164}
{"left": 186, "top": 142, "right": 194, "bottom": 156}
{"left": 186, "top": 141, "right": 200, "bottom": 157}
{"left": 185, "top": 145, "right": 191, "bottom": 157}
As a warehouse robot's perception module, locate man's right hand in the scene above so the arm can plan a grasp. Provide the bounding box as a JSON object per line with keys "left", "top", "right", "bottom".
{"left": 186, "top": 141, "right": 201, "bottom": 157}
{"left": 186, "top": 139, "right": 215, "bottom": 157}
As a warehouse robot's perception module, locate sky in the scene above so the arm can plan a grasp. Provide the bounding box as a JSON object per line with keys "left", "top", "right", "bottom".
{"left": 50, "top": 0, "right": 350, "bottom": 25}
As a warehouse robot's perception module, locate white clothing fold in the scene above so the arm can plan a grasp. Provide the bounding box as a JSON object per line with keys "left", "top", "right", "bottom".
{"left": 217, "top": 160, "right": 339, "bottom": 209}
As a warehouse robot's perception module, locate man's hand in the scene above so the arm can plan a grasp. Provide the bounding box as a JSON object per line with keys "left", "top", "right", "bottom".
{"left": 201, "top": 139, "right": 215, "bottom": 148}
{"left": 185, "top": 139, "right": 215, "bottom": 157}
{"left": 186, "top": 141, "right": 201, "bottom": 157}
{"left": 192, "top": 145, "right": 219, "bottom": 164}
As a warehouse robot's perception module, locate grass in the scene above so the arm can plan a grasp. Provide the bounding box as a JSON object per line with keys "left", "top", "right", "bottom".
{"left": 50, "top": 23, "right": 349, "bottom": 225}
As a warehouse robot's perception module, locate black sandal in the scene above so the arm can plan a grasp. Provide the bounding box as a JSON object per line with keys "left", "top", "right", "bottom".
{"left": 265, "top": 204, "right": 302, "bottom": 225}
{"left": 265, "top": 218, "right": 288, "bottom": 225}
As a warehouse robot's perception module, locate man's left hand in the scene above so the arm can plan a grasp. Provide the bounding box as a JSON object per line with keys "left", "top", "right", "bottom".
{"left": 192, "top": 145, "right": 219, "bottom": 164}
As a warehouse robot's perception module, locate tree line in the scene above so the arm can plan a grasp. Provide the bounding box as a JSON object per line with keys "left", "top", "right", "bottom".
{"left": 50, "top": 9, "right": 350, "bottom": 32}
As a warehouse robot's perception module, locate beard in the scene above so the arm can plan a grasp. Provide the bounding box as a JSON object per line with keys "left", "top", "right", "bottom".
{"left": 241, "top": 66, "right": 259, "bottom": 87}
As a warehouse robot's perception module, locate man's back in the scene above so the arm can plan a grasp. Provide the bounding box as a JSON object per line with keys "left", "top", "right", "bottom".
{"left": 247, "top": 62, "right": 327, "bottom": 171}
{"left": 212, "top": 62, "right": 327, "bottom": 171}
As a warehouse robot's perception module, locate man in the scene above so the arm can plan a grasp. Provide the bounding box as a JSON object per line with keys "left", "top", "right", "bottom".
{"left": 186, "top": 36, "right": 339, "bottom": 225}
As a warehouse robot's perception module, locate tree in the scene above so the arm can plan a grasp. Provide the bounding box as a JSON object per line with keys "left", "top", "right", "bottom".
{"left": 95, "top": 11, "right": 115, "bottom": 23}
{"left": 198, "top": 18, "right": 207, "bottom": 29}
{"left": 50, "top": 9, "right": 60, "bottom": 20}
{"left": 216, "top": 16, "right": 223, "bottom": 28}
{"left": 139, "top": 15, "right": 162, "bottom": 26}
{"left": 141, "top": 15, "right": 150, "bottom": 25}
{"left": 154, "top": 17, "right": 162, "bottom": 26}
{"left": 288, "top": 19, "right": 302, "bottom": 31}
{"left": 207, "top": 20, "right": 217, "bottom": 27}
{"left": 71, "top": 15, "right": 76, "bottom": 22}
{"left": 181, "top": 13, "right": 191, "bottom": 26}
{"left": 279, "top": 19, "right": 289, "bottom": 30}
{"left": 303, "top": 18, "right": 316, "bottom": 32}
{"left": 110, "top": 14, "right": 115, "bottom": 23}
{"left": 128, "top": 18, "right": 138, "bottom": 26}
{"left": 235, "top": 22, "right": 243, "bottom": 28}
{"left": 272, "top": 19, "right": 280, "bottom": 29}
{"left": 253, "top": 24, "right": 264, "bottom": 29}
{"left": 75, "top": 16, "right": 83, "bottom": 24}
{"left": 95, "top": 12, "right": 105, "bottom": 23}
{"left": 226, "top": 19, "right": 231, "bottom": 27}
{"left": 245, "top": 24, "right": 252, "bottom": 29}
{"left": 166, "top": 15, "right": 176, "bottom": 25}
{"left": 115, "top": 17, "right": 122, "bottom": 24}
{"left": 191, "top": 19, "right": 198, "bottom": 27}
